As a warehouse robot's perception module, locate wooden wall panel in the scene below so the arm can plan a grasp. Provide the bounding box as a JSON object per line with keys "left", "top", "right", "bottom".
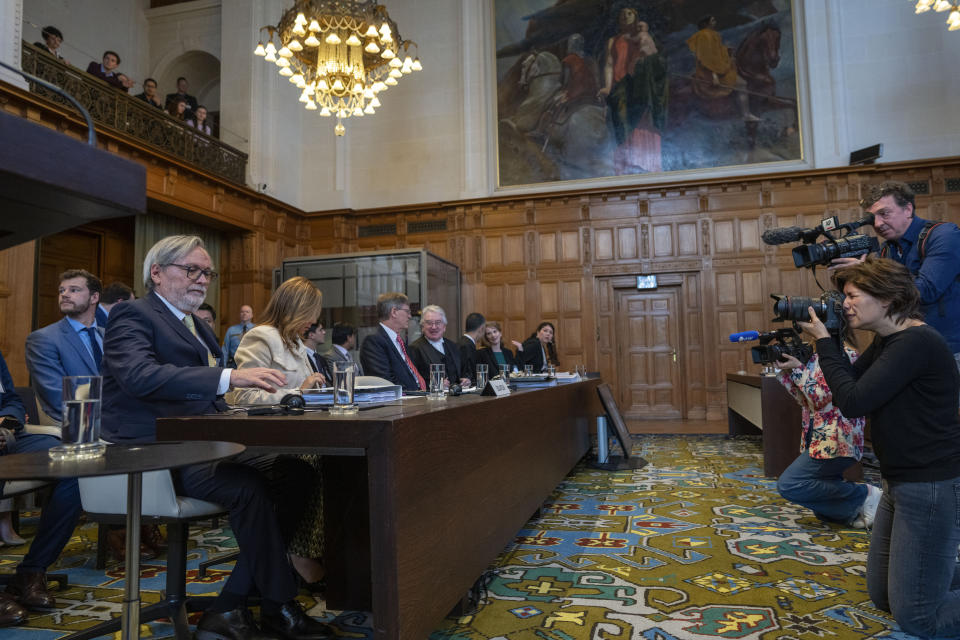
{"left": 595, "top": 229, "right": 614, "bottom": 261}
{"left": 618, "top": 227, "right": 637, "bottom": 259}
{"left": 653, "top": 225, "right": 673, "bottom": 257}
{"left": 560, "top": 231, "right": 579, "bottom": 262}
{"left": 539, "top": 233, "right": 557, "bottom": 263}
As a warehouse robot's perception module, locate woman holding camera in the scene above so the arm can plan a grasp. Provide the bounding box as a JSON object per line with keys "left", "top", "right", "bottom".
{"left": 796, "top": 256, "right": 960, "bottom": 638}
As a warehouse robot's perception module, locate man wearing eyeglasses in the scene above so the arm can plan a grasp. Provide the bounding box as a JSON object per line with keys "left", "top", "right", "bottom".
{"left": 359, "top": 292, "right": 425, "bottom": 391}
{"left": 409, "top": 305, "right": 470, "bottom": 388}
{"left": 101, "top": 235, "right": 335, "bottom": 640}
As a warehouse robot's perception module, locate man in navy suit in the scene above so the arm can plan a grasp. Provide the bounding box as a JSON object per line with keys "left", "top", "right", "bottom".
{"left": 26, "top": 269, "right": 104, "bottom": 424}
{"left": 95, "top": 281, "right": 134, "bottom": 327}
{"left": 359, "top": 292, "right": 426, "bottom": 391}
{"left": 101, "top": 235, "right": 333, "bottom": 640}
{"left": 0, "top": 349, "right": 82, "bottom": 624}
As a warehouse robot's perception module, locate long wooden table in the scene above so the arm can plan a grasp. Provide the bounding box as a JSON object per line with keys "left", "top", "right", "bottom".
{"left": 156, "top": 381, "right": 598, "bottom": 640}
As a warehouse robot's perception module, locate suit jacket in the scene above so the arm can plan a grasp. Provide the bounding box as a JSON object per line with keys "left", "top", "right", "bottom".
{"left": 85, "top": 61, "right": 128, "bottom": 91}
{"left": 359, "top": 326, "right": 421, "bottom": 391}
{"left": 25, "top": 317, "right": 104, "bottom": 423}
{"left": 0, "top": 349, "right": 25, "bottom": 425}
{"left": 519, "top": 337, "right": 549, "bottom": 372}
{"left": 101, "top": 291, "right": 225, "bottom": 443}
{"left": 323, "top": 344, "right": 364, "bottom": 377}
{"left": 408, "top": 337, "right": 465, "bottom": 384}
{"left": 225, "top": 325, "right": 314, "bottom": 405}
{"left": 476, "top": 345, "right": 518, "bottom": 375}
{"left": 457, "top": 335, "right": 479, "bottom": 383}
{"left": 96, "top": 305, "right": 109, "bottom": 327}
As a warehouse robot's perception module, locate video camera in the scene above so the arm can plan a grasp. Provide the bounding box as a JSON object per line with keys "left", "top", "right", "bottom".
{"left": 728, "top": 329, "right": 814, "bottom": 366}
{"left": 762, "top": 213, "right": 878, "bottom": 269}
{"left": 769, "top": 291, "right": 846, "bottom": 334}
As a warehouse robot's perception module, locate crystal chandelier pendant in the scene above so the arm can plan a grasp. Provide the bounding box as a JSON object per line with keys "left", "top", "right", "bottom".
{"left": 255, "top": 0, "right": 423, "bottom": 137}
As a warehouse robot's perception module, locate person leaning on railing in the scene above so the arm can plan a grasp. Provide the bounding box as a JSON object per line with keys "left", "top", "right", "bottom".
{"left": 85, "top": 50, "right": 133, "bottom": 92}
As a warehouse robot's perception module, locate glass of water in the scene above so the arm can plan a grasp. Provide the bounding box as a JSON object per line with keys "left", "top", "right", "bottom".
{"left": 475, "top": 364, "right": 488, "bottom": 390}
{"left": 523, "top": 364, "right": 533, "bottom": 376}
{"left": 50, "top": 375, "right": 106, "bottom": 460}
{"left": 576, "top": 364, "right": 588, "bottom": 379}
{"left": 330, "top": 361, "right": 358, "bottom": 415}
{"left": 429, "top": 363, "right": 446, "bottom": 399}
{"left": 498, "top": 363, "right": 510, "bottom": 381}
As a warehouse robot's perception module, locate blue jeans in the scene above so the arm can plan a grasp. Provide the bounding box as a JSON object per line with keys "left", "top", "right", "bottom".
{"left": 868, "top": 476, "right": 960, "bottom": 638}
{"left": 777, "top": 451, "right": 866, "bottom": 524}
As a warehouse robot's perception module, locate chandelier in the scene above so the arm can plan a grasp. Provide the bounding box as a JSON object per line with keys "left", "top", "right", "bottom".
{"left": 914, "top": 0, "right": 960, "bottom": 30}
{"left": 254, "top": 0, "right": 422, "bottom": 136}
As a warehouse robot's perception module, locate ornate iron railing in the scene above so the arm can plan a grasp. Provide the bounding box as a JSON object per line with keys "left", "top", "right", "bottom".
{"left": 20, "top": 42, "right": 248, "bottom": 184}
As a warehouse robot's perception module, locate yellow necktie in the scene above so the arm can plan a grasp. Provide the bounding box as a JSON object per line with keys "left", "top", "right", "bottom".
{"left": 183, "top": 315, "right": 218, "bottom": 367}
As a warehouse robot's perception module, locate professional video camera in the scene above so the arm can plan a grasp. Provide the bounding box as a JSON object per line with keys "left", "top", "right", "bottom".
{"left": 769, "top": 291, "right": 846, "bottom": 334}
{"left": 728, "top": 329, "right": 814, "bottom": 366}
{"left": 762, "top": 213, "right": 878, "bottom": 269}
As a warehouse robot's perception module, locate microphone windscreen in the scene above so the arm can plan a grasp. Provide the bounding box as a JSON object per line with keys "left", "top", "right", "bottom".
{"left": 761, "top": 226, "right": 806, "bottom": 245}
{"left": 728, "top": 330, "right": 761, "bottom": 343}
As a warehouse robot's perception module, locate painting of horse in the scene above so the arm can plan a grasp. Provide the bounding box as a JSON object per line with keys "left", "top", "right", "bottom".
{"left": 495, "top": 0, "right": 802, "bottom": 187}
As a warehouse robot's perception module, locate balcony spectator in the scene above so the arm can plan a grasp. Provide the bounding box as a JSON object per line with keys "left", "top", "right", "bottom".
{"left": 85, "top": 50, "right": 133, "bottom": 92}
{"left": 186, "top": 105, "right": 212, "bottom": 136}
{"left": 167, "top": 97, "right": 187, "bottom": 121}
{"left": 34, "top": 26, "right": 67, "bottom": 63}
{"left": 165, "top": 77, "right": 198, "bottom": 117}
{"left": 135, "top": 78, "right": 164, "bottom": 109}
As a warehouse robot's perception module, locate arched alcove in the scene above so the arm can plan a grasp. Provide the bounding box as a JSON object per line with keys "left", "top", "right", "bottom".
{"left": 156, "top": 50, "right": 220, "bottom": 112}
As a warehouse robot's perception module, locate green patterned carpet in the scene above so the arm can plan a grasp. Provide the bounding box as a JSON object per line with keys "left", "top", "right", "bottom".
{"left": 2, "top": 435, "right": 922, "bottom": 639}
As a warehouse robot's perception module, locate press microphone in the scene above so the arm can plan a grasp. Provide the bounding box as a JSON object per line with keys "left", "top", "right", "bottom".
{"left": 761, "top": 226, "right": 807, "bottom": 245}
{"left": 728, "top": 330, "right": 761, "bottom": 343}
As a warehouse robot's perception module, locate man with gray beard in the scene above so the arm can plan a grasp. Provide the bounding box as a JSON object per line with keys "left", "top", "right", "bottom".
{"left": 101, "top": 235, "right": 334, "bottom": 640}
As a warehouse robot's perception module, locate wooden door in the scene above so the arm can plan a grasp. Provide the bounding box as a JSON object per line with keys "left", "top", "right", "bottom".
{"left": 615, "top": 288, "right": 684, "bottom": 419}
{"left": 36, "top": 229, "right": 103, "bottom": 329}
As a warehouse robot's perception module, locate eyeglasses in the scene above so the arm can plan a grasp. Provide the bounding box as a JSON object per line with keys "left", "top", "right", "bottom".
{"left": 396, "top": 306, "right": 411, "bottom": 315}
{"left": 423, "top": 320, "right": 445, "bottom": 328}
{"left": 164, "top": 263, "right": 219, "bottom": 281}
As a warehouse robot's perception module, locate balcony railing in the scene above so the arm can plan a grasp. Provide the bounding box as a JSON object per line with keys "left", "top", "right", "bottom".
{"left": 20, "top": 42, "right": 247, "bottom": 185}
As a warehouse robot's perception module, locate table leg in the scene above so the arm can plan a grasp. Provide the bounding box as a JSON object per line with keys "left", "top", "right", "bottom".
{"left": 121, "top": 472, "right": 143, "bottom": 640}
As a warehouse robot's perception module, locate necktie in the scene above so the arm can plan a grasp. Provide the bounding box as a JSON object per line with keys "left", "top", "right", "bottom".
{"left": 84, "top": 327, "right": 102, "bottom": 371}
{"left": 396, "top": 336, "right": 427, "bottom": 390}
{"left": 183, "top": 315, "right": 218, "bottom": 367}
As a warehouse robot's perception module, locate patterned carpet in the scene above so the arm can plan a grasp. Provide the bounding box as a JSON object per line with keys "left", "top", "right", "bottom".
{"left": 1, "top": 435, "right": 922, "bottom": 639}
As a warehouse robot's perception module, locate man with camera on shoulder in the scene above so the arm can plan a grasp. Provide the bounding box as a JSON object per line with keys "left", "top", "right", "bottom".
{"left": 831, "top": 181, "right": 960, "bottom": 386}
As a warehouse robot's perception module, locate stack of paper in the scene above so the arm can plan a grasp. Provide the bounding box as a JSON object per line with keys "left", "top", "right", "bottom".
{"left": 302, "top": 384, "right": 403, "bottom": 407}
{"left": 511, "top": 374, "right": 558, "bottom": 389}
{"left": 554, "top": 372, "right": 580, "bottom": 384}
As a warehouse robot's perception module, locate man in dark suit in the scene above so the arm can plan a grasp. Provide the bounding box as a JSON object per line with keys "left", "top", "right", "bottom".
{"left": 457, "top": 312, "right": 486, "bottom": 385}
{"left": 409, "top": 305, "right": 470, "bottom": 388}
{"left": 0, "top": 349, "right": 82, "bottom": 625}
{"left": 358, "top": 292, "right": 425, "bottom": 391}
{"left": 96, "top": 281, "right": 134, "bottom": 327}
{"left": 165, "top": 76, "right": 199, "bottom": 118}
{"left": 324, "top": 323, "right": 363, "bottom": 376}
{"left": 301, "top": 322, "right": 332, "bottom": 385}
{"left": 101, "top": 235, "right": 333, "bottom": 640}
{"left": 26, "top": 269, "right": 104, "bottom": 424}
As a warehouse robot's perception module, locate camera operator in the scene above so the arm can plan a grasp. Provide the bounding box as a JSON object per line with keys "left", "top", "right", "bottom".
{"left": 796, "top": 256, "right": 960, "bottom": 639}
{"left": 774, "top": 338, "right": 880, "bottom": 530}
{"left": 831, "top": 182, "right": 960, "bottom": 387}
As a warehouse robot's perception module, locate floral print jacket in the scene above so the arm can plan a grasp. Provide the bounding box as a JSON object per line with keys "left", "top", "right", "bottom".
{"left": 776, "top": 348, "right": 865, "bottom": 460}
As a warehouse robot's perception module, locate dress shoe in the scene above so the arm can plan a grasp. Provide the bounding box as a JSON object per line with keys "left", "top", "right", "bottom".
{"left": 4, "top": 571, "right": 55, "bottom": 609}
{"left": 106, "top": 528, "right": 156, "bottom": 562}
{"left": 260, "top": 601, "right": 334, "bottom": 640}
{"left": 195, "top": 607, "right": 277, "bottom": 640}
{"left": 0, "top": 593, "right": 26, "bottom": 627}
{"left": 141, "top": 524, "right": 168, "bottom": 555}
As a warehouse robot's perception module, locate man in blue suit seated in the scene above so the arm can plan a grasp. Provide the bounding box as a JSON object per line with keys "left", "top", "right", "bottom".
{"left": 359, "top": 292, "right": 426, "bottom": 391}
{"left": 26, "top": 269, "right": 104, "bottom": 424}
{"left": 100, "top": 235, "right": 333, "bottom": 640}
{"left": 0, "top": 350, "right": 82, "bottom": 625}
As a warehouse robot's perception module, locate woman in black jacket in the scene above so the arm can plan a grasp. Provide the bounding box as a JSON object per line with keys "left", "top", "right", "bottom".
{"left": 477, "top": 321, "right": 520, "bottom": 374}
{"left": 519, "top": 322, "right": 557, "bottom": 372}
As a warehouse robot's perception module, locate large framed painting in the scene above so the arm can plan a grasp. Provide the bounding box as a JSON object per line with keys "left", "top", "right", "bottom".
{"left": 494, "top": 0, "right": 802, "bottom": 187}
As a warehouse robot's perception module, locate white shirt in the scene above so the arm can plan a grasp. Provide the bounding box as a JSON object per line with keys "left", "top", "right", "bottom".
{"left": 428, "top": 338, "right": 445, "bottom": 353}
{"left": 155, "top": 292, "right": 232, "bottom": 394}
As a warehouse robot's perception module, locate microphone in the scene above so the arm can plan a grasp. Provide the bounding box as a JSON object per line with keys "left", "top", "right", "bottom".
{"left": 728, "top": 330, "right": 761, "bottom": 343}
{"left": 761, "top": 226, "right": 807, "bottom": 245}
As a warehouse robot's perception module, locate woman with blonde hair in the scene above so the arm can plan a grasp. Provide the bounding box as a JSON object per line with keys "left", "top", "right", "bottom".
{"left": 225, "top": 276, "right": 327, "bottom": 585}
{"left": 477, "top": 320, "right": 521, "bottom": 373}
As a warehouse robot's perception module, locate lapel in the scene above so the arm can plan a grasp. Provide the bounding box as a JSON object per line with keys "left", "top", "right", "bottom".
{"left": 58, "top": 317, "right": 97, "bottom": 373}
{"left": 149, "top": 292, "right": 212, "bottom": 366}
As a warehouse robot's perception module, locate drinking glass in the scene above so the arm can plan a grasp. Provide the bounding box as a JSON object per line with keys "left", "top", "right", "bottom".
{"left": 50, "top": 375, "right": 105, "bottom": 460}
{"left": 575, "top": 364, "right": 587, "bottom": 379}
{"left": 429, "top": 363, "right": 446, "bottom": 399}
{"left": 330, "top": 361, "right": 358, "bottom": 415}
{"left": 498, "top": 363, "right": 510, "bottom": 381}
{"left": 547, "top": 365, "right": 556, "bottom": 378}
{"left": 475, "top": 364, "right": 488, "bottom": 390}
{"left": 523, "top": 364, "right": 533, "bottom": 376}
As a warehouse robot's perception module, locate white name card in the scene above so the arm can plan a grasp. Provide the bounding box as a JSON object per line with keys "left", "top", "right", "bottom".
{"left": 481, "top": 378, "right": 511, "bottom": 397}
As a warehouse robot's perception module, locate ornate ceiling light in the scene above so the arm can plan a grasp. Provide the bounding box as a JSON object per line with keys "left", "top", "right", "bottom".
{"left": 255, "top": 0, "right": 422, "bottom": 136}
{"left": 914, "top": 0, "right": 960, "bottom": 31}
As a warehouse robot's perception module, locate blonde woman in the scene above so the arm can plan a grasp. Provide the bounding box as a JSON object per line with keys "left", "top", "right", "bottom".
{"left": 225, "top": 276, "right": 327, "bottom": 585}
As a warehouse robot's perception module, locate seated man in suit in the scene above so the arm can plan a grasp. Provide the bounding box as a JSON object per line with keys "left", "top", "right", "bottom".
{"left": 26, "top": 269, "right": 104, "bottom": 424}
{"left": 358, "top": 292, "right": 426, "bottom": 391}
{"left": 324, "top": 323, "right": 363, "bottom": 376}
{"left": 409, "top": 305, "right": 470, "bottom": 388}
{"left": 458, "top": 312, "right": 485, "bottom": 385}
{"left": 301, "top": 322, "right": 332, "bottom": 385}
{"left": 0, "top": 349, "right": 82, "bottom": 625}
{"left": 100, "top": 235, "right": 333, "bottom": 640}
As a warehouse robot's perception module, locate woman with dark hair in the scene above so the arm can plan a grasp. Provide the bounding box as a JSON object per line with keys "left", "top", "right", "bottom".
{"left": 186, "top": 105, "right": 212, "bottom": 135}
{"left": 519, "top": 322, "right": 557, "bottom": 372}
{"left": 167, "top": 97, "right": 187, "bottom": 120}
{"left": 796, "top": 256, "right": 960, "bottom": 638}
{"left": 477, "top": 321, "right": 521, "bottom": 373}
